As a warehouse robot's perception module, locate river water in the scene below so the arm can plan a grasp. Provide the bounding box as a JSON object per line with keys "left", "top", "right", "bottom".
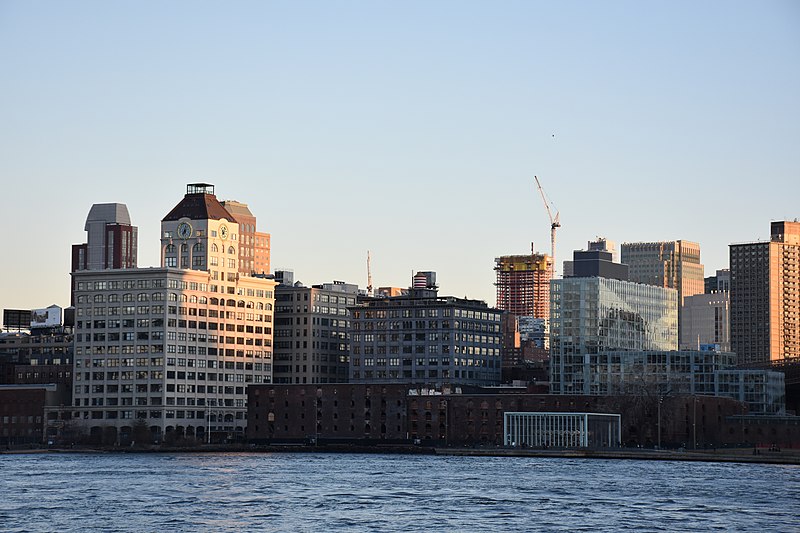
{"left": 1, "top": 453, "right": 798, "bottom": 532}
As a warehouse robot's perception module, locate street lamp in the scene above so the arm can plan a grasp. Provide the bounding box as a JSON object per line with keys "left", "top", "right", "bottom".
{"left": 692, "top": 396, "right": 698, "bottom": 451}
{"left": 657, "top": 388, "right": 672, "bottom": 449}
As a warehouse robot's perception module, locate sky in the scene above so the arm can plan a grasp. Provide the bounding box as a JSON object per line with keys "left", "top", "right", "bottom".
{"left": 1, "top": 1, "right": 799, "bottom": 317}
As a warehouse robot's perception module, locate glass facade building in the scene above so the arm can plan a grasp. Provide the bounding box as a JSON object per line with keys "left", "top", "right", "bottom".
{"left": 550, "top": 277, "right": 678, "bottom": 394}
{"left": 589, "top": 349, "right": 785, "bottom": 414}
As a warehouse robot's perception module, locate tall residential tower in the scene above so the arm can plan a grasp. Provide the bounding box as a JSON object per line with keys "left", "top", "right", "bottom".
{"left": 494, "top": 253, "right": 552, "bottom": 319}
{"left": 730, "top": 220, "right": 800, "bottom": 364}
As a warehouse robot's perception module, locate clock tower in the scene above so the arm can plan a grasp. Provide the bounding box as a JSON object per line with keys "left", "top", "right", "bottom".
{"left": 161, "top": 183, "right": 241, "bottom": 284}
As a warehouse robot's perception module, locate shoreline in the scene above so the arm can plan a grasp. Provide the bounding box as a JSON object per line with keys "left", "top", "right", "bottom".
{"left": 3, "top": 445, "right": 799, "bottom": 465}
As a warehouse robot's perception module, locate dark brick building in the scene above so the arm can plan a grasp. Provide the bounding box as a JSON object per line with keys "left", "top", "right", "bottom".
{"left": 248, "top": 384, "right": 798, "bottom": 448}
{"left": 0, "top": 384, "right": 59, "bottom": 445}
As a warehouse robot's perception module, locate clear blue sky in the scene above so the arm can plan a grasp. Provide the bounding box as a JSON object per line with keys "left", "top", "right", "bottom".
{"left": 1, "top": 1, "right": 798, "bottom": 316}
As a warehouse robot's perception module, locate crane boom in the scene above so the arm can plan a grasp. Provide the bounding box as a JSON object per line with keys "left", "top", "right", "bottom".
{"left": 534, "top": 175, "right": 561, "bottom": 279}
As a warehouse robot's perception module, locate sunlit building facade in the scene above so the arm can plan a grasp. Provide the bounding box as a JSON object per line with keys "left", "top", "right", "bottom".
{"left": 71, "top": 184, "right": 276, "bottom": 441}
{"left": 730, "top": 221, "right": 800, "bottom": 363}
{"left": 495, "top": 253, "right": 552, "bottom": 319}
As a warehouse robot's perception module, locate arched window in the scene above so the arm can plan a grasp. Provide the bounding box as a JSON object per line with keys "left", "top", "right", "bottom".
{"left": 266, "top": 303, "right": 273, "bottom": 311}
{"left": 210, "top": 298, "right": 219, "bottom": 305}
{"left": 168, "top": 293, "right": 178, "bottom": 302}
{"left": 237, "top": 300, "right": 245, "bottom": 308}
{"left": 193, "top": 243, "right": 204, "bottom": 253}
{"left": 246, "top": 301, "right": 254, "bottom": 309}
{"left": 211, "top": 243, "right": 218, "bottom": 253}
{"left": 199, "top": 296, "right": 208, "bottom": 304}
{"left": 165, "top": 244, "right": 176, "bottom": 253}
{"left": 181, "top": 243, "right": 188, "bottom": 253}
{"left": 227, "top": 299, "right": 236, "bottom": 307}
{"left": 180, "top": 294, "right": 188, "bottom": 302}
{"left": 189, "top": 295, "right": 198, "bottom": 303}
{"left": 256, "top": 302, "right": 264, "bottom": 310}
{"left": 228, "top": 246, "right": 235, "bottom": 255}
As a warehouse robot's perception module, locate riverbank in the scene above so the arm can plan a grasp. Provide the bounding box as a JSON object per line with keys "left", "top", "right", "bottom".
{"left": 435, "top": 446, "right": 800, "bottom": 465}
{"left": 3, "top": 444, "right": 799, "bottom": 465}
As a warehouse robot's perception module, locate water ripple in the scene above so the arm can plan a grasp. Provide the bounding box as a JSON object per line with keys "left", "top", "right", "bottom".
{"left": 0, "top": 453, "right": 799, "bottom": 532}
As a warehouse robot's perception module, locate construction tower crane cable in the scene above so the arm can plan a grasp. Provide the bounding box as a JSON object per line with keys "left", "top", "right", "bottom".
{"left": 534, "top": 175, "right": 561, "bottom": 279}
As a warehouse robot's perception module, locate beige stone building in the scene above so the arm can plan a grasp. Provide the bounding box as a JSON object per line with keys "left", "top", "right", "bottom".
{"left": 620, "top": 240, "right": 704, "bottom": 306}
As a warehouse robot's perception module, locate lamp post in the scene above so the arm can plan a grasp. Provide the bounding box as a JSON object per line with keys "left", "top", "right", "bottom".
{"left": 657, "top": 397, "right": 662, "bottom": 449}
{"left": 657, "top": 388, "right": 672, "bottom": 449}
{"left": 693, "top": 396, "right": 698, "bottom": 451}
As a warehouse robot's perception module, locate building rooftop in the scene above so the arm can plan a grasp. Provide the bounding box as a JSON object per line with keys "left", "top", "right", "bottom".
{"left": 162, "top": 184, "right": 237, "bottom": 222}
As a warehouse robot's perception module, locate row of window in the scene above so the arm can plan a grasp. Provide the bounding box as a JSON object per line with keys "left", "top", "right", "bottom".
{"left": 76, "top": 278, "right": 275, "bottom": 298}
{"left": 353, "top": 308, "right": 500, "bottom": 321}
{"left": 352, "top": 357, "right": 497, "bottom": 367}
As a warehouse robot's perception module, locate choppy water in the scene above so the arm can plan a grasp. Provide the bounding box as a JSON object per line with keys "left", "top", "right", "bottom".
{"left": 0, "top": 453, "right": 798, "bottom": 532}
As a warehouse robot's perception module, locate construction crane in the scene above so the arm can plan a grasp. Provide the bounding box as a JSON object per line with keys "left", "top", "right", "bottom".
{"left": 366, "top": 250, "right": 373, "bottom": 296}
{"left": 534, "top": 175, "right": 561, "bottom": 279}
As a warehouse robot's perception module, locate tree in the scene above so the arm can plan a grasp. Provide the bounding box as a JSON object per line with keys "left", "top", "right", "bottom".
{"left": 132, "top": 419, "right": 150, "bottom": 447}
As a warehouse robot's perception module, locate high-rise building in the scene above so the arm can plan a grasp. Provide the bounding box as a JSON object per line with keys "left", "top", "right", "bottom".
{"left": 349, "top": 273, "right": 503, "bottom": 387}
{"left": 71, "top": 203, "right": 138, "bottom": 304}
{"left": 494, "top": 253, "right": 552, "bottom": 319}
{"left": 273, "top": 280, "right": 357, "bottom": 384}
{"left": 563, "top": 237, "right": 617, "bottom": 277}
{"left": 704, "top": 269, "right": 730, "bottom": 294}
{"left": 550, "top": 277, "right": 678, "bottom": 394}
{"left": 730, "top": 220, "right": 800, "bottom": 364}
{"left": 679, "top": 292, "right": 730, "bottom": 352}
{"left": 566, "top": 250, "right": 629, "bottom": 281}
{"left": 71, "top": 184, "right": 276, "bottom": 442}
{"left": 620, "top": 240, "right": 704, "bottom": 307}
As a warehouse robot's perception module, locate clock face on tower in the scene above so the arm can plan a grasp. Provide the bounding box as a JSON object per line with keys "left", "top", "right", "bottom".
{"left": 177, "top": 222, "right": 193, "bottom": 240}
{"left": 219, "top": 224, "right": 229, "bottom": 240}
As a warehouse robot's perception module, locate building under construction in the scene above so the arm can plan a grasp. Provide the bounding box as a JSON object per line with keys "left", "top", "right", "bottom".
{"left": 495, "top": 253, "right": 552, "bottom": 319}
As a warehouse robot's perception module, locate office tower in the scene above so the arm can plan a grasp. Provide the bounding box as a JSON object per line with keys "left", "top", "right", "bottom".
{"left": 550, "top": 277, "right": 678, "bottom": 394}
{"left": 220, "top": 200, "right": 271, "bottom": 276}
{"left": 349, "top": 272, "right": 502, "bottom": 387}
{"left": 679, "top": 292, "right": 730, "bottom": 352}
{"left": 71, "top": 203, "right": 138, "bottom": 305}
{"left": 705, "top": 269, "right": 730, "bottom": 294}
{"left": 564, "top": 237, "right": 617, "bottom": 276}
{"left": 274, "top": 280, "right": 357, "bottom": 384}
{"left": 494, "top": 253, "right": 552, "bottom": 319}
{"left": 730, "top": 220, "right": 800, "bottom": 363}
{"left": 72, "top": 203, "right": 138, "bottom": 272}
{"left": 71, "top": 184, "right": 276, "bottom": 442}
{"left": 566, "top": 250, "right": 629, "bottom": 281}
{"left": 620, "top": 240, "right": 704, "bottom": 306}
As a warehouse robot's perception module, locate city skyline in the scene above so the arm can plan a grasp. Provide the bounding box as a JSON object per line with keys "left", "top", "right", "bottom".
{"left": 1, "top": 1, "right": 799, "bottom": 313}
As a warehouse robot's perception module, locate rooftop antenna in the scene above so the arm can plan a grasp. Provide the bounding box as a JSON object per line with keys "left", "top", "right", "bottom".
{"left": 366, "top": 250, "right": 373, "bottom": 296}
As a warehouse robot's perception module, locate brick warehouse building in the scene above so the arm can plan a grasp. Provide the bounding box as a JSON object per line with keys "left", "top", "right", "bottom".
{"left": 247, "top": 384, "right": 799, "bottom": 448}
